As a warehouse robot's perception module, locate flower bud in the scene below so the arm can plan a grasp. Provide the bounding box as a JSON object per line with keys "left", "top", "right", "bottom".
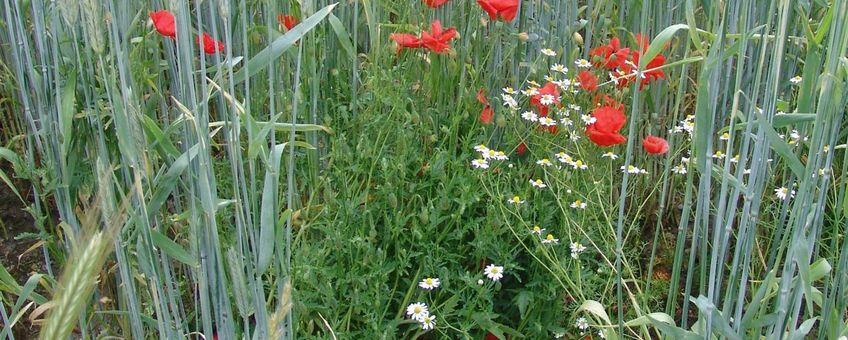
{"left": 573, "top": 32, "right": 584, "bottom": 45}
{"left": 518, "top": 32, "right": 530, "bottom": 42}
{"left": 495, "top": 114, "right": 507, "bottom": 127}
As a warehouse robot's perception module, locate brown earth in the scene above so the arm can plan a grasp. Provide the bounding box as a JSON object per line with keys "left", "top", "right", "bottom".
{"left": 0, "top": 162, "right": 46, "bottom": 338}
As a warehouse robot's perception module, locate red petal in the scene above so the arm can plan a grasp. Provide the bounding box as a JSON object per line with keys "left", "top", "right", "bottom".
{"left": 642, "top": 135, "right": 669, "bottom": 155}
{"left": 480, "top": 106, "right": 494, "bottom": 125}
{"left": 423, "top": 0, "right": 450, "bottom": 8}
{"left": 476, "top": 88, "right": 489, "bottom": 105}
{"left": 150, "top": 10, "right": 176, "bottom": 38}
{"left": 476, "top": 0, "right": 499, "bottom": 19}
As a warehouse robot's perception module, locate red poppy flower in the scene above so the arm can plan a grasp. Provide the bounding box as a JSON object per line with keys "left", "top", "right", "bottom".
{"left": 642, "top": 135, "right": 669, "bottom": 155}
{"left": 484, "top": 332, "right": 499, "bottom": 340}
{"left": 477, "top": 0, "right": 520, "bottom": 22}
{"left": 586, "top": 105, "right": 627, "bottom": 147}
{"left": 150, "top": 10, "right": 176, "bottom": 38}
{"left": 420, "top": 20, "right": 458, "bottom": 54}
{"left": 195, "top": 32, "right": 224, "bottom": 54}
{"left": 576, "top": 70, "right": 598, "bottom": 92}
{"left": 477, "top": 89, "right": 494, "bottom": 125}
{"left": 389, "top": 21, "right": 457, "bottom": 55}
{"left": 277, "top": 15, "right": 298, "bottom": 31}
{"left": 530, "top": 82, "right": 559, "bottom": 117}
{"left": 589, "top": 37, "right": 630, "bottom": 70}
{"left": 424, "top": 0, "right": 450, "bottom": 8}
{"left": 632, "top": 51, "right": 666, "bottom": 88}
{"left": 389, "top": 33, "right": 424, "bottom": 54}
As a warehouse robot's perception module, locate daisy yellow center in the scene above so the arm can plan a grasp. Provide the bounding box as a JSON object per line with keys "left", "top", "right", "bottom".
{"left": 779, "top": 188, "right": 788, "bottom": 194}
{"left": 628, "top": 165, "right": 636, "bottom": 171}
{"left": 533, "top": 226, "right": 541, "bottom": 232}
{"left": 546, "top": 234, "right": 554, "bottom": 241}
{"left": 575, "top": 160, "right": 584, "bottom": 167}
{"left": 575, "top": 200, "right": 582, "bottom": 205}
{"left": 414, "top": 306, "right": 422, "bottom": 313}
{"left": 487, "top": 150, "right": 496, "bottom": 156}
{"left": 512, "top": 196, "right": 520, "bottom": 202}
{"left": 425, "top": 278, "right": 433, "bottom": 285}
{"left": 715, "top": 151, "right": 724, "bottom": 157}
{"left": 722, "top": 132, "right": 730, "bottom": 138}
{"left": 491, "top": 268, "right": 499, "bottom": 274}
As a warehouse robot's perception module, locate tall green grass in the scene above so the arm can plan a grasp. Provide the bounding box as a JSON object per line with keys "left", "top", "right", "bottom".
{"left": 0, "top": 0, "right": 846, "bottom": 338}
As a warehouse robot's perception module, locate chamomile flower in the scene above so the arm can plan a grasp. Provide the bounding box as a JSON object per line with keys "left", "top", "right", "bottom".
{"left": 568, "top": 104, "right": 582, "bottom": 111}
{"left": 575, "top": 317, "right": 590, "bottom": 331}
{"left": 551, "top": 63, "right": 568, "bottom": 74}
{"left": 521, "top": 111, "right": 539, "bottom": 122}
{"left": 789, "top": 75, "right": 802, "bottom": 84}
{"left": 621, "top": 165, "right": 648, "bottom": 174}
{"left": 570, "top": 242, "right": 586, "bottom": 258}
{"left": 527, "top": 80, "right": 541, "bottom": 87}
{"left": 542, "top": 234, "right": 560, "bottom": 244}
{"left": 484, "top": 264, "right": 504, "bottom": 281}
{"left": 720, "top": 132, "right": 730, "bottom": 141}
{"left": 556, "top": 152, "right": 573, "bottom": 164}
{"left": 575, "top": 58, "right": 592, "bottom": 68}
{"left": 730, "top": 154, "right": 740, "bottom": 163}
{"left": 601, "top": 151, "right": 619, "bottom": 160}
{"left": 502, "top": 87, "right": 517, "bottom": 95}
{"left": 502, "top": 94, "right": 518, "bottom": 109}
{"left": 494, "top": 151, "right": 509, "bottom": 161}
{"left": 712, "top": 150, "right": 725, "bottom": 159}
{"left": 570, "top": 200, "right": 587, "bottom": 209}
{"left": 581, "top": 114, "right": 597, "bottom": 125}
{"left": 672, "top": 164, "right": 688, "bottom": 175}
{"left": 539, "top": 117, "right": 557, "bottom": 127}
{"left": 482, "top": 149, "right": 497, "bottom": 159}
{"left": 554, "top": 79, "right": 572, "bottom": 89}
{"left": 530, "top": 225, "right": 545, "bottom": 235}
{"left": 571, "top": 160, "right": 588, "bottom": 170}
{"left": 544, "top": 74, "right": 558, "bottom": 83}
{"left": 419, "top": 277, "right": 440, "bottom": 290}
{"left": 507, "top": 195, "right": 525, "bottom": 204}
{"left": 554, "top": 332, "right": 566, "bottom": 338}
{"left": 522, "top": 87, "right": 540, "bottom": 97}
{"left": 540, "top": 48, "right": 556, "bottom": 56}
{"left": 530, "top": 179, "right": 547, "bottom": 189}
{"left": 559, "top": 118, "right": 574, "bottom": 126}
{"left": 474, "top": 144, "right": 490, "bottom": 153}
{"left": 471, "top": 158, "right": 489, "bottom": 169}
{"left": 419, "top": 314, "right": 436, "bottom": 330}
{"left": 540, "top": 94, "right": 557, "bottom": 106}
{"left": 598, "top": 330, "right": 607, "bottom": 339}
{"left": 743, "top": 168, "right": 751, "bottom": 175}
{"left": 536, "top": 158, "right": 553, "bottom": 167}
{"left": 774, "top": 186, "right": 795, "bottom": 200}
{"left": 406, "top": 302, "right": 429, "bottom": 321}
{"left": 823, "top": 145, "right": 830, "bottom": 153}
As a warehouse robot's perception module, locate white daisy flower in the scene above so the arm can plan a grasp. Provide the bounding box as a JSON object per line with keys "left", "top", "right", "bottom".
{"left": 507, "top": 195, "right": 525, "bottom": 204}
{"left": 823, "top": 145, "right": 830, "bottom": 153}
{"left": 789, "top": 75, "right": 802, "bottom": 84}
{"left": 536, "top": 158, "right": 553, "bottom": 167}
{"left": 406, "top": 302, "right": 429, "bottom": 321}
{"left": 540, "top": 94, "right": 557, "bottom": 106}
{"left": 540, "top": 48, "right": 556, "bottom": 57}
{"left": 598, "top": 330, "right": 607, "bottom": 339}
{"left": 672, "top": 164, "right": 688, "bottom": 175}
{"left": 575, "top": 317, "right": 590, "bottom": 330}
{"left": 569, "top": 133, "right": 581, "bottom": 142}
{"left": 419, "top": 277, "right": 440, "bottom": 290}
{"left": 419, "top": 314, "right": 436, "bottom": 330}
{"left": 559, "top": 118, "right": 574, "bottom": 126}
{"left": 621, "top": 165, "right": 648, "bottom": 174}
{"left": 539, "top": 117, "right": 557, "bottom": 127}
{"left": 574, "top": 59, "right": 591, "bottom": 68}
{"left": 544, "top": 74, "right": 557, "bottom": 83}
{"left": 743, "top": 168, "right": 751, "bottom": 175}
{"left": 502, "top": 95, "right": 518, "bottom": 109}
{"left": 571, "top": 160, "right": 588, "bottom": 170}
{"left": 570, "top": 200, "right": 587, "bottom": 209}
{"left": 554, "top": 331, "right": 566, "bottom": 338}
{"left": 713, "top": 151, "right": 725, "bottom": 159}
{"left": 484, "top": 264, "right": 504, "bottom": 281}
{"left": 554, "top": 79, "right": 571, "bottom": 89}
{"left": 474, "top": 144, "right": 490, "bottom": 153}
{"left": 601, "top": 151, "right": 619, "bottom": 160}
{"left": 730, "top": 154, "right": 740, "bottom": 163}
{"left": 542, "top": 233, "right": 560, "bottom": 244}
{"left": 494, "top": 151, "right": 509, "bottom": 161}
{"left": 521, "top": 111, "right": 539, "bottom": 122}
{"left": 570, "top": 242, "right": 586, "bottom": 259}
{"left": 719, "top": 132, "right": 730, "bottom": 141}
{"left": 581, "top": 114, "right": 597, "bottom": 125}
{"left": 522, "top": 87, "right": 540, "bottom": 97}
{"left": 527, "top": 80, "right": 540, "bottom": 87}
{"left": 551, "top": 63, "right": 568, "bottom": 74}
{"left": 530, "top": 179, "right": 547, "bottom": 189}
{"left": 681, "top": 157, "right": 690, "bottom": 164}
{"left": 774, "top": 186, "right": 795, "bottom": 200}
{"left": 530, "top": 225, "right": 545, "bottom": 235}
{"left": 568, "top": 104, "right": 581, "bottom": 111}
{"left": 482, "top": 149, "right": 497, "bottom": 160}
{"left": 471, "top": 158, "right": 489, "bottom": 169}
{"left": 502, "top": 87, "right": 516, "bottom": 95}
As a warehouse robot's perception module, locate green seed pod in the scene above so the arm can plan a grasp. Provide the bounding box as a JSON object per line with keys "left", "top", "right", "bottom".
{"left": 388, "top": 192, "right": 398, "bottom": 209}
{"left": 496, "top": 114, "right": 507, "bottom": 127}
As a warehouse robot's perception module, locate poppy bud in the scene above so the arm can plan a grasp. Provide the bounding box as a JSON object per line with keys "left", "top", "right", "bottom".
{"left": 573, "top": 32, "right": 584, "bottom": 45}
{"left": 518, "top": 32, "right": 530, "bottom": 42}
{"left": 330, "top": 68, "right": 339, "bottom": 76}
{"left": 388, "top": 192, "right": 398, "bottom": 209}
{"left": 517, "top": 142, "right": 527, "bottom": 156}
{"left": 495, "top": 114, "right": 506, "bottom": 127}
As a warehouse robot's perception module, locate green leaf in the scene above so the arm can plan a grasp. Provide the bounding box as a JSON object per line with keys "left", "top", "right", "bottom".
{"left": 773, "top": 114, "right": 816, "bottom": 128}
{"left": 60, "top": 70, "right": 77, "bottom": 148}
{"left": 148, "top": 144, "right": 201, "bottom": 218}
{"left": 257, "top": 144, "right": 287, "bottom": 274}
{"left": 625, "top": 312, "right": 676, "bottom": 327}
{"left": 578, "top": 300, "right": 612, "bottom": 325}
{"left": 640, "top": 24, "right": 689, "bottom": 70}
{"left": 150, "top": 229, "right": 197, "bottom": 267}
{"left": 231, "top": 4, "right": 338, "bottom": 84}
{"left": 754, "top": 109, "right": 806, "bottom": 177}
{"left": 328, "top": 13, "right": 355, "bottom": 59}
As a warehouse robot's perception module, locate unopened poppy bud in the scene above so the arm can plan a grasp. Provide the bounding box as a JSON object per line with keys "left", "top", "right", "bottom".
{"left": 592, "top": 55, "right": 603, "bottom": 63}
{"left": 518, "top": 32, "right": 530, "bottom": 42}
{"left": 330, "top": 68, "right": 339, "bottom": 76}
{"left": 388, "top": 192, "right": 398, "bottom": 209}
{"left": 573, "top": 32, "right": 584, "bottom": 45}
{"left": 496, "top": 115, "right": 507, "bottom": 127}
